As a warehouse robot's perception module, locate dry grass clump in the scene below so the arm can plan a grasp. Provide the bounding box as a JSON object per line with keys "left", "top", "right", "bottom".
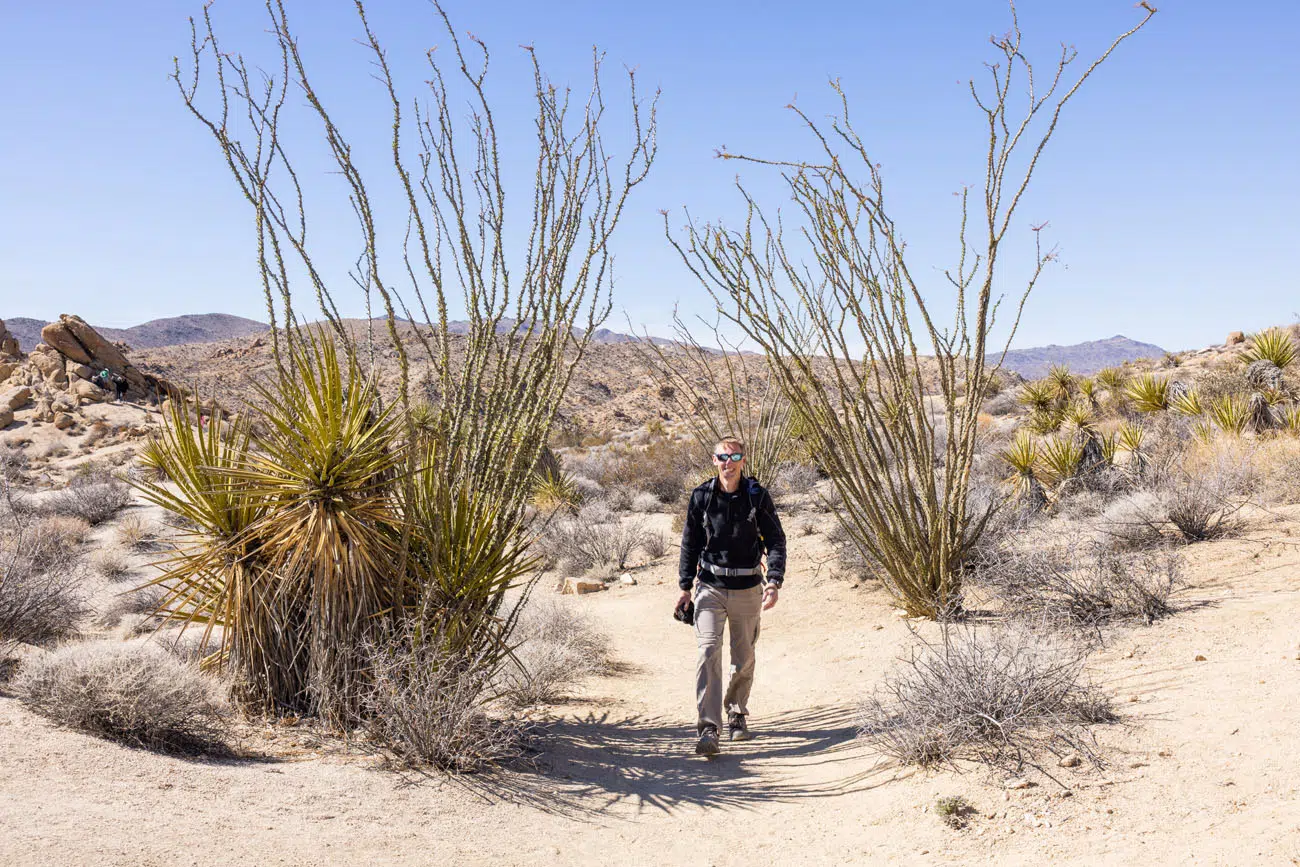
{"left": 598, "top": 436, "right": 703, "bottom": 504}
{"left": 90, "top": 547, "right": 133, "bottom": 581}
{"left": 14, "top": 640, "right": 228, "bottom": 755}
{"left": 501, "top": 595, "right": 613, "bottom": 707}
{"left": 979, "top": 541, "right": 1181, "bottom": 631}
{"left": 115, "top": 514, "right": 158, "bottom": 550}
{"left": 99, "top": 583, "right": 167, "bottom": 630}
{"left": 641, "top": 531, "right": 670, "bottom": 560}
{"left": 858, "top": 625, "right": 1113, "bottom": 770}
{"left": 362, "top": 630, "right": 523, "bottom": 773}
{"left": 13, "top": 516, "right": 90, "bottom": 572}
{"left": 43, "top": 470, "right": 132, "bottom": 525}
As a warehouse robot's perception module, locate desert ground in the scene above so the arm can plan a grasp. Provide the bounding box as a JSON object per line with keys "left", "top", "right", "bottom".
{"left": 3, "top": 322, "right": 1300, "bottom": 865}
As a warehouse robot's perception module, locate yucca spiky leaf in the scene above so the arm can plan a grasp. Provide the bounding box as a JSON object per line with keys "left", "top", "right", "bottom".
{"left": 1280, "top": 405, "right": 1300, "bottom": 435}
{"left": 1170, "top": 388, "right": 1203, "bottom": 416}
{"left": 1017, "top": 380, "right": 1056, "bottom": 412}
{"left": 1192, "top": 420, "right": 1217, "bottom": 444}
{"left": 1116, "top": 421, "right": 1147, "bottom": 453}
{"left": 1026, "top": 408, "right": 1063, "bottom": 435}
{"left": 1098, "top": 432, "right": 1118, "bottom": 464}
{"left": 1047, "top": 364, "right": 1075, "bottom": 402}
{"left": 1208, "top": 394, "right": 1249, "bottom": 435}
{"left": 1095, "top": 367, "right": 1129, "bottom": 393}
{"left": 1036, "top": 436, "right": 1084, "bottom": 487}
{"left": 1124, "top": 374, "right": 1170, "bottom": 413}
{"left": 1062, "top": 403, "right": 1097, "bottom": 434}
{"left": 1242, "top": 328, "right": 1297, "bottom": 370}
{"left": 530, "top": 469, "right": 582, "bottom": 514}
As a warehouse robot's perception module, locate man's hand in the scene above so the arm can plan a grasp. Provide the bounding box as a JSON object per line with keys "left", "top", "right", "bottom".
{"left": 762, "top": 585, "right": 779, "bottom": 610}
{"left": 677, "top": 589, "right": 692, "bottom": 609}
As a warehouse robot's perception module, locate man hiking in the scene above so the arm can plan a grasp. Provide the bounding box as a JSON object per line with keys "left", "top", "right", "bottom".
{"left": 677, "top": 436, "right": 786, "bottom": 756}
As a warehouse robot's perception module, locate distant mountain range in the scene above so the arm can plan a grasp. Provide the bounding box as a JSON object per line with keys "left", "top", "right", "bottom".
{"left": 990, "top": 335, "right": 1166, "bottom": 379}
{"left": 5, "top": 314, "right": 270, "bottom": 353}
{"left": 4, "top": 314, "right": 1163, "bottom": 377}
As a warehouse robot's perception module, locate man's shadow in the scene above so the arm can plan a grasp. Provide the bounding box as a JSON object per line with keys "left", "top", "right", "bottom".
{"left": 450, "top": 704, "right": 900, "bottom": 818}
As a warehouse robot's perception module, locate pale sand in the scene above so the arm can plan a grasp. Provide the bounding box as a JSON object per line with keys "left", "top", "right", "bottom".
{"left": 3, "top": 498, "right": 1300, "bottom": 865}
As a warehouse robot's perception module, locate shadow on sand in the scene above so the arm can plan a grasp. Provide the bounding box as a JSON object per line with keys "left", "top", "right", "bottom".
{"left": 431, "top": 703, "right": 901, "bottom": 818}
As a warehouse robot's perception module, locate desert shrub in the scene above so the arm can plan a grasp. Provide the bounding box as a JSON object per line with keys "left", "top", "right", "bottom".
{"left": 501, "top": 595, "right": 613, "bottom": 706}
{"left": 568, "top": 474, "right": 604, "bottom": 501}
{"left": 858, "top": 625, "right": 1113, "bottom": 769}
{"left": 1159, "top": 448, "right": 1254, "bottom": 541}
{"left": 642, "top": 531, "right": 670, "bottom": 560}
{"left": 81, "top": 422, "right": 112, "bottom": 449}
{"left": 1194, "top": 364, "right": 1252, "bottom": 404}
{"left": 536, "top": 507, "right": 649, "bottom": 574}
{"left": 362, "top": 630, "right": 522, "bottom": 772}
{"left": 827, "top": 519, "right": 875, "bottom": 580}
{"left": 16, "top": 516, "right": 90, "bottom": 573}
{"left": 600, "top": 437, "right": 703, "bottom": 504}
{"left": 0, "top": 529, "right": 87, "bottom": 649}
{"left": 1095, "top": 490, "right": 1168, "bottom": 549}
{"left": 979, "top": 541, "right": 1181, "bottom": 630}
{"left": 90, "top": 547, "right": 133, "bottom": 581}
{"left": 115, "top": 514, "right": 158, "bottom": 550}
{"left": 935, "top": 795, "right": 975, "bottom": 829}
{"left": 14, "top": 640, "right": 228, "bottom": 754}
{"left": 43, "top": 471, "right": 132, "bottom": 525}
{"left": 983, "top": 391, "right": 1019, "bottom": 417}
{"left": 769, "top": 461, "right": 821, "bottom": 501}
{"left": 629, "top": 492, "right": 661, "bottom": 513}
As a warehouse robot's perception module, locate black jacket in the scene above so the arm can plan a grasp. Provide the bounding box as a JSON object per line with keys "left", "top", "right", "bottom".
{"left": 678, "top": 476, "right": 786, "bottom": 591}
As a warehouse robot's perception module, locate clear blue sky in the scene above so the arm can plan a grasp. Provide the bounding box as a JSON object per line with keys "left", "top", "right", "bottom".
{"left": 2, "top": 1, "right": 1297, "bottom": 352}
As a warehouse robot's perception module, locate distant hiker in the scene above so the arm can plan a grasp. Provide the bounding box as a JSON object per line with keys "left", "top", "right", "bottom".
{"left": 94, "top": 368, "right": 127, "bottom": 402}
{"left": 677, "top": 436, "right": 786, "bottom": 756}
{"left": 109, "top": 371, "right": 128, "bottom": 402}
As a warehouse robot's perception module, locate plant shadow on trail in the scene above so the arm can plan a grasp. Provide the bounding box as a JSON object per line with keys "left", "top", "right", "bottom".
{"left": 440, "top": 704, "right": 901, "bottom": 818}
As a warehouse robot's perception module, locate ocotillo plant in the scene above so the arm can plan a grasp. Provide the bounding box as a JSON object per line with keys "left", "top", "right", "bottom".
{"left": 169, "top": 0, "right": 656, "bottom": 724}
{"left": 668, "top": 3, "right": 1155, "bottom": 617}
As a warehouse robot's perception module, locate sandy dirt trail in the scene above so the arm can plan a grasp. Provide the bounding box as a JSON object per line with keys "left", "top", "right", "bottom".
{"left": 3, "top": 509, "right": 1300, "bottom": 865}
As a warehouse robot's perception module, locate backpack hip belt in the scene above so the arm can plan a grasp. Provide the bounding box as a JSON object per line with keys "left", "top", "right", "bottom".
{"left": 704, "top": 565, "right": 763, "bottom": 577}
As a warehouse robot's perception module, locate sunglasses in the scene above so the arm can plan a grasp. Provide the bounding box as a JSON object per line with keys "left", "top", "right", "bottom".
{"left": 714, "top": 452, "right": 745, "bottom": 463}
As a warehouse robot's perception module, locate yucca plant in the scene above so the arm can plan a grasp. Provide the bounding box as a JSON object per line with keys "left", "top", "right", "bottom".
{"left": 999, "top": 432, "right": 1044, "bottom": 508}
{"left": 1116, "top": 421, "right": 1149, "bottom": 476}
{"left": 1125, "top": 374, "right": 1170, "bottom": 413}
{"left": 1095, "top": 367, "right": 1129, "bottom": 393}
{"left": 1098, "top": 431, "right": 1118, "bottom": 464}
{"left": 1279, "top": 404, "right": 1300, "bottom": 435}
{"left": 1077, "top": 377, "right": 1100, "bottom": 412}
{"left": 1192, "top": 419, "right": 1217, "bottom": 444}
{"left": 232, "top": 335, "right": 406, "bottom": 723}
{"left": 128, "top": 398, "right": 296, "bottom": 707}
{"left": 1047, "top": 364, "right": 1075, "bottom": 405}
{"left": 1026, "top": 408, "right": 1064, "bottom": 435}
{"left": 1017, "top": 380, "right": 1056, "bottom": 413}
{"left": 1036, "top": 436, "right": 1084, "bottom": 488}
{"left": 1242, "top": 328, "right": 1297, "bottom": 369}
{"left": 1062, "top": 404, "right": 1097, "bottom": 436}
{"left": 1170, "top": 387, "right": 1203, "bottom": 417}
{"left": 1208, "top": 394, "right": 1249, "bottom": 436}
{"left": 530, "top": 469, "right": 582, "bottom": 514}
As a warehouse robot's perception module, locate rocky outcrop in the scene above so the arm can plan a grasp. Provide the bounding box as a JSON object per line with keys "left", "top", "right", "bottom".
{"left": 0, "top": 320, "right": 19, "bottom": 361}
{"left": 36, "top": 314, "right": 179, "bottom": 403}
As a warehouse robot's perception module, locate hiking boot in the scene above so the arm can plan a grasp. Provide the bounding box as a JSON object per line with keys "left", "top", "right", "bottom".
{"left": 695, "top": 725, "right": 720, "bottom": 756}
{"left": 728, "top": 712, "right": 754, "bottom": 741}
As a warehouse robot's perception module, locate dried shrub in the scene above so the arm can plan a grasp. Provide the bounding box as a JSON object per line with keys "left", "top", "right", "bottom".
{"left": 1159, "top": 448, "right": 1254, "bottom": 541}
{"left": 629, "top": 491, "right": 662, "bottom": 513}
{"left": 501, "top": 595, "right": 613, "bottom": 706}
{"left": 361, "top": 630, "right": 522, "bottom": 772}
{"left": 16, "top": 516, "right": 90, "bottom": 572}
{"left": 14, "top": 640, "right": 228, "bottom": 754}
{"left": 1095, "top": 490, "right": 1168, "bottom": 549}
{"left": 642, "top": 531, "right": 670, "bottom": 560}
{"left": 769, "top": 461, "right": 821, "bottom": 501}
{"left": 115, "top": 514, "right": 158, "bottom": 550}
{"left": 43, "top": 471, "right": 132, "bottom": 525}
{"left": 536, "top": 506, "right": 649, "bottom": 575}
{"left": 858, "top": 625, "right": 1113, "bottom": 770}
{"left": 0, "top": 529, "right": 87, "bottom": 649}
{"left": 1192, "top": 364, "right": 1252, "bottom": 405}
{"left": 90, "top": 547, "right": 133, "bottom": 581}
{"left": 100, "top": 583, "right": 167, "bottom": 629}
{"left": 600, "top": 437, "right": 703, "bottom": 504}
{"left": 979, "top": 541, "right": 1181, "bottom": 631}
{"left": 983, "top": 391, "right": 1019, "bottom": 417}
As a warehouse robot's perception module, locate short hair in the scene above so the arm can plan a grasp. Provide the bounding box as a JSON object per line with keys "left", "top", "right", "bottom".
{"left": 714, "top": 435, "right": 745, "bottom": 453}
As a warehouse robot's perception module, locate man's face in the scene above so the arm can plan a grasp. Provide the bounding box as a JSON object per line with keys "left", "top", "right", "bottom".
{"left": 712, "top": 445, "right": 745, "bottom": 483}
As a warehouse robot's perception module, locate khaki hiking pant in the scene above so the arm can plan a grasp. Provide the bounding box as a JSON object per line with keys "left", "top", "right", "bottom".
{"left": 694, "top": 583, "right": 762, "bottom": 733}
